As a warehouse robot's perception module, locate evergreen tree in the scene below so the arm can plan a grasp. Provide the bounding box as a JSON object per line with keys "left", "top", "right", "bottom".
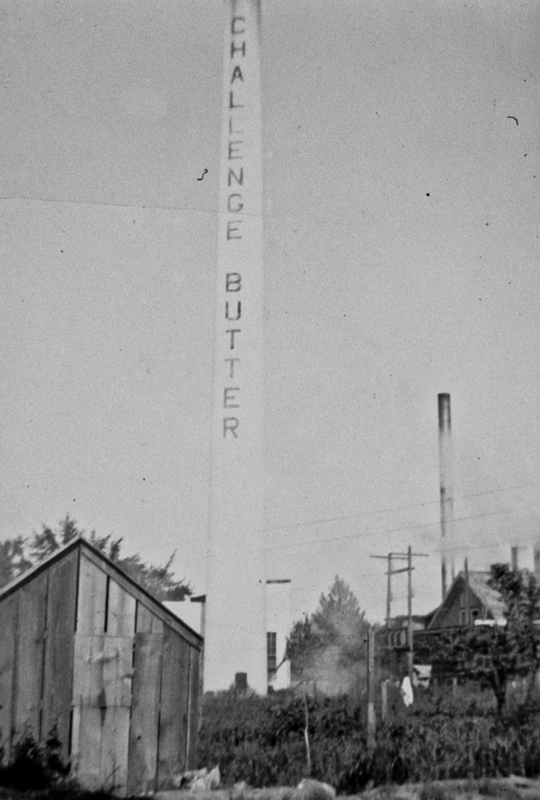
{"left": 0, "top": 515, "right": 192, "bottom": 601}
{"left": 0, "top": 536, "right": 32, "bottom": 587}
{"left": 286, "top": 576, "right": 368, "bottom": 687}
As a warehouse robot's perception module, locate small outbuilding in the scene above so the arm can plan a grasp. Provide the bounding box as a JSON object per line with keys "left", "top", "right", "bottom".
{"left": 0, "top": 536, "right": 203, "bottom": 795}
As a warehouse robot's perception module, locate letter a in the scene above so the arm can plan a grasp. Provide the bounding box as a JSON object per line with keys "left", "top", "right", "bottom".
{"left": 231, "top": 65, "right": 244, "bottom": 84}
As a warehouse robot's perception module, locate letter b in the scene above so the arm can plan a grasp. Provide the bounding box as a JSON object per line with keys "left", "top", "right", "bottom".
{"left": 226, "top": 273, "right": 242, "bottom": 292}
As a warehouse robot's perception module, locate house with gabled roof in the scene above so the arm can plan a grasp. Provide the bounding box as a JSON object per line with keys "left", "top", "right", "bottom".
{"left": 410, "top": 570, "right": 507, "bottom": 674}
{"left": 0, "top": 535, "right": 203, "bottom": 796}
{"left": 426, "top": 570, "right": 506, "bottom": 630}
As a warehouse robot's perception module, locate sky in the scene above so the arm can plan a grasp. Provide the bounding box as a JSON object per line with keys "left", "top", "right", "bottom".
{"left": 0, "top": 0, "right": 539, "bottom": 624}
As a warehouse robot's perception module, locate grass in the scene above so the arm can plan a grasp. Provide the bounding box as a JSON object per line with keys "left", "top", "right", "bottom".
{"left": 197, "top": 690, "right": 540, "bottom": 793}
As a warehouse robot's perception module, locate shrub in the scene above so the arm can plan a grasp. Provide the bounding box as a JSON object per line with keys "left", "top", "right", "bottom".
{"left": 198, "top": 690, "right": 540, "bottom": 793}
{"left": 0, "top": 726, "right": 70, "bottom": 791}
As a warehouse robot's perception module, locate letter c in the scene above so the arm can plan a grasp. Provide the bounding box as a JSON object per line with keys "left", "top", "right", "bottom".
{"left": 231, "top": 16, "right": 246, "bottom": 35}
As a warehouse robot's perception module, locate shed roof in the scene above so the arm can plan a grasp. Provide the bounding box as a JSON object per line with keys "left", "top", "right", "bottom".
{"left": 0, "top": 535, "right": 203, "bottom": 645}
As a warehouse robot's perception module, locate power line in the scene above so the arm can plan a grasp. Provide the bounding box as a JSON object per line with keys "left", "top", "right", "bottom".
{"left": 261, "top": 481, "right": 540, "bottom": 536}
{"left": 262, "top": 504, "right": 540, "bottom": 553}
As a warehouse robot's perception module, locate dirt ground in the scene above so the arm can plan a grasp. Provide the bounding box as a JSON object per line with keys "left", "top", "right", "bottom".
{"left": 154, "top": 777, "right": 540, "bottom": 800}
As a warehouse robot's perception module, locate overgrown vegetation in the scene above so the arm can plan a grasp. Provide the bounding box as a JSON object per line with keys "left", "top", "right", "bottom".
{"left": 197, "top": 690, "right": 540, "bottom": 793}
{"left": 0, "top": 727, "right": 69, "bottom": 792}
{"left": 434, "top": 564, "right": 540, "bottom": 712}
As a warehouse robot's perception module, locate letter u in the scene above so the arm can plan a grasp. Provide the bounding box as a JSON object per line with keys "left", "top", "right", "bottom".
{"left": 225, "top": 301, "right": 242, "bottom": 321}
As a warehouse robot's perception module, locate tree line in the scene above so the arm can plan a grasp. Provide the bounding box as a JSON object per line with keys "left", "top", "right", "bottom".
{"left": 0, "top": 514, "right": 192, "bottom": 601}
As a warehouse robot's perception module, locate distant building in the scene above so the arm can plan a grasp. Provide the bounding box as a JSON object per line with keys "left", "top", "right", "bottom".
{"left": 266, "top": 579, "right": 292, "bottom": 692}
{"left": 172, "top": 580, "right": 293, "bottom": 694}
{"left": 377, "top": 615, "right": 428, "bottom": 683}
{"left": 0, "top": 537, "right": 203, "bottom": 795}
{"left": 425, "top": 570, "right": 506, "bottom": 630}
{"left": 378, "top": 571, "right": 506, "bottom": 682}
{"left": 413, "top": 570, "right": 506, "bottom": 677}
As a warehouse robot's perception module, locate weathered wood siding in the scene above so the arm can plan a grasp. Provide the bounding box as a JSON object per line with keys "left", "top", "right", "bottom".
{"left": 157, "top": 625, "right": 191, "bottom": 788}
{"left": 73, "top": 553, "right": 135, "bottom": 795}
{"left": 42, "top": 551, "right": 78, "bottom": 758}
{"left": 14, "top": 572, "right": 48, "bottom": 736}
{"left": 0, "top": 542, "right": 202, "bottom": 796}
{"left": 187, "top": 646, "right": 201, "bottom": 769}
{"left": 0, "top": 594, "right": 18, "bottom": 759}
{"left": 127, "top": 631, "right": 163, "bottom": 795}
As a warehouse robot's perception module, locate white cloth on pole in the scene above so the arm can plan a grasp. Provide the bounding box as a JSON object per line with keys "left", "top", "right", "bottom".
{"left": 401, "top": 676, "right": 414, "bottom": 707}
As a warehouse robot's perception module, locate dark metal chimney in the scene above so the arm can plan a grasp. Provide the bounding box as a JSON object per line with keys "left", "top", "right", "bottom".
{"left": 534, "top": 544, "right": 540, "bottom": 581}
{"left": 511, "top": 546, "right": 519, "bottom": 571}
{"left": 438, "top": 393, "right": 454, "bottom": 600}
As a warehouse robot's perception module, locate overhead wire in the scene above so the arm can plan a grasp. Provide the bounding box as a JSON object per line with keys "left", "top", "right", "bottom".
{"left": 262, "top": 504, "right": 540, "bottom": 553}
{"left": 260, "top": 479, "right": 540, "bottom": 536}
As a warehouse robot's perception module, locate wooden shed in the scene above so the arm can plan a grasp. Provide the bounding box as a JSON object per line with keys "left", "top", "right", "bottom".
{"left": 0, "top": 536, "right": 203, "bottom": 795}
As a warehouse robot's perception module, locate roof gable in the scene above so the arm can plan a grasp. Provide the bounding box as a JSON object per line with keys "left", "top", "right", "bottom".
{"left": 0, "top": 536, "right": 202, "bottom": 645}
{"left": 427, "top": 570, "right": 505, "bottom": 629}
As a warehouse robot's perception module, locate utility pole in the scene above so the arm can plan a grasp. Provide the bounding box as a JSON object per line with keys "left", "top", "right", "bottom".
{"left": 370, "top": 552, "right": 403, "bottom": 628}
{"left": 386, "top": 554, "right": 392, "bottom": 626}
{"left": 407, "top": 546, "right": 413, "bottom": 680}
{"left": 464, "top": 557, "right": 472, "bottom": 628}
{"left": 366, "top": 624, "right": 376, "bottom": 749}
{"left": 372, "top": 549, "right": 429, "bottom": 682}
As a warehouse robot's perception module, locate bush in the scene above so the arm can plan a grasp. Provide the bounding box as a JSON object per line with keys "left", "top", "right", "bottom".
{"left": 0, "top": 727, "right": 70, "bottom": 791}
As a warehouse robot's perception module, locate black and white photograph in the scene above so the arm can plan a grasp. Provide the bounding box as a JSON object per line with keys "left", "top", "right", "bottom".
{"left": 0, "top": 1, "right": 539, "bottom": 798}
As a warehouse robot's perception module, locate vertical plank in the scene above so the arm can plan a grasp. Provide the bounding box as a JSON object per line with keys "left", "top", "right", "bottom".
{"left": 72, "top": 555, "right": 106, "bottom": 789}
{"left": 73, "top": 636, "right": 132, "bottom": 708}
{"left": 102, "top": 637, "right": 133, "bottom": 707}
{"left": 77, "top": 554, "right": 107, "bottom": 635}
{"left": 157, "top": 626, "right": 191, "bottom": 788}
{"left": 42, "top": 552, "right": 78, "bottom": 757}
{"left": 127, "top": 633, "right": 163, "bottom": 795}
{"left": 76, "top": 707, "right": 103, "bottom": 791}
{"left": 187, "top": 647, "right": 201, "bottom": 769}
{"left": 0, "top": 594, "right": 18, "bottom": 760}
{"left": 136, "top": 603, "right": 163, "bottom": 634}
{"left": 107, "top": 581, "right": 136, "bottom": 637}
{"left": 15, "top": 573, "right": 47, "bottom": 737}
{"left": 100, "top": 706, "right": 131, "bottom": 795}
{"left": 70, "top": 704, "right": 81, "bottom": 768}
{"left": 73, "top": 635, "right": 105, "bottom": 708}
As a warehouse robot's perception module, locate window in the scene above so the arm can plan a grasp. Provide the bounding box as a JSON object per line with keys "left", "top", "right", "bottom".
{"left": 267, "top": 632, "right": 277, "bottom": 676}
{"left": 460, "top": 608, "right": 480, "bottom": 625}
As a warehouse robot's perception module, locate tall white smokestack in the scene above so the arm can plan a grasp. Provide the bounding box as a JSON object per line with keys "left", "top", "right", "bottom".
{"left": 204, "top": 0, "right": 267, "bottom": 694}
{"left": 438, "top": 393, "right": 455, "bottom": 599}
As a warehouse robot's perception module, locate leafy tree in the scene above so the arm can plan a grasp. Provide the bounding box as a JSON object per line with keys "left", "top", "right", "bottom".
{"left": 436, "top": 563, "right": 540, "bottom": 713}
{"left": 0, "top": 514, "right": 192, "bottom": 601}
